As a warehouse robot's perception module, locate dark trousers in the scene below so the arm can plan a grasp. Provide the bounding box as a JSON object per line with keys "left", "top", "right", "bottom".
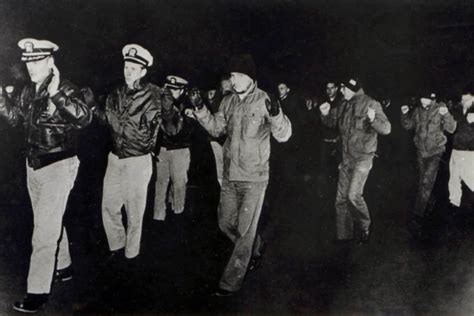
{"left": 335, "top": 158, "right": 373, "bottom": 240}
{"left": 317, "top": 139, "right": 340, "bottom": 196}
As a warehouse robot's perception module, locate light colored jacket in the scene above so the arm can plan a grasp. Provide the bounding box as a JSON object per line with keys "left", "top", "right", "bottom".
{"left": 194, "top": 84, "right": 292, "bottom": 182}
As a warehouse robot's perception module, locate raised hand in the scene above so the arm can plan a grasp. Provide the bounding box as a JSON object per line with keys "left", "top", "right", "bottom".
{"left": 265, "top": 94, "right": 281, "bottom": 117}
{"left": 47, "top": 62, "right": 60, "bottom": 97}
{"left": 319, "top": 102, "right": 331, "bottom": 116}
{"left": 401, "top": 105, "right": 410, "bottom": 114}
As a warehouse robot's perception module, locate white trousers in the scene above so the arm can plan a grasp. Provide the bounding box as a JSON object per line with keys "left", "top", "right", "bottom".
{"left": 449, "top": 149, "right": 474, "bottom": 207}
{"left": 102, "top": 153, "right": 152, "bottom": 258}
{"left": 26, "top": 156, "right": 79, "bottom": 294}
{"left": 154, "top": 147, "right": 190, "bottom": 220}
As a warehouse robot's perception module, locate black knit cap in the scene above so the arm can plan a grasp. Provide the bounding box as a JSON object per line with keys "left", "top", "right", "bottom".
{"left": 341, "top": 77, "right": 362, "bottom": 92}
{"left": 228, "top": 54, "right": 257, "bottom": 79}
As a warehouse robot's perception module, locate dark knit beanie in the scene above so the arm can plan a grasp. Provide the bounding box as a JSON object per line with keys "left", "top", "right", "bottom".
{"left": 229, "top": 54, "right": 257, "bottom": 79}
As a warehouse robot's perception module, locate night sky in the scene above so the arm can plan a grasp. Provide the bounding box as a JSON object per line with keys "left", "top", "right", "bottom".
{"left": 0, "top": 0, "right": 473, "bottom": 100}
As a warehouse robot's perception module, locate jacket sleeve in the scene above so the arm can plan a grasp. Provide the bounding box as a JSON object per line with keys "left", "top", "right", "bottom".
{"left": 0, "top": 91, "right": 23, "bottom": 127}
{"left": 370, "top": 101, "right": 391, "bottom": 135}
{"left": 401, "top": 110, "right": 415, "bottom": 130}
{"left": 194, "top": 102, "right": 228, "bottom": 138}
{"left": 441, "top": 111, "right": 457, "bottom": 134}
{"left": 50, "top": 83, "right": 92, "bottom": 129}
{"left": 269, "top": 109, "right": 292, "bottom": 142}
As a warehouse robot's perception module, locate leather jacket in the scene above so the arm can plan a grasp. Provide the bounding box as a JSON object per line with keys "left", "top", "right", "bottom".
{"left": 96, "top": 82, "right": 173, "bottom": 158}
{"left": 0, "top": 74, "right": 92, "bottom": 169}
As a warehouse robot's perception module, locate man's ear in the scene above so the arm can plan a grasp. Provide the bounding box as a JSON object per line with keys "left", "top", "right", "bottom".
{"left": 140, "top": 67, "right": 147, "bottom": 78}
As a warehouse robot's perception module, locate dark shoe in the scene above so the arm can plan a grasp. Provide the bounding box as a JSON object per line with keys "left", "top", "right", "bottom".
{"left": 54, "top": 266, "right": 73, "bottom": 282}
{"left": 13, "top": 294, "right": 48, "bottom": 313}
{"left": 104, "top": 248, "right": 124, "bottom": 265}
{"left": 357, "top": 230, "right": 370, "bottom": 245}
{"left": 248, "top": 256, "right": 261, "bottom": 272}
{"left": 211, "top": 288, "right": 234, "bottom": 297}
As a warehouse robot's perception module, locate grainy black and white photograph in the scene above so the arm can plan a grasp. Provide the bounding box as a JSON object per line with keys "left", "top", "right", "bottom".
{"left": 0, "top": 0, "right": 474, "bottom": 314}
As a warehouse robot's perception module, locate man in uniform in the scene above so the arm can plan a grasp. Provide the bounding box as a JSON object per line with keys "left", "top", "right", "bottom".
{"left": 153, "top": 75, "right": 194, "bottom": 221}
{"left": 97, "top": 44, "right": 174, "bottom": 261}
{"left": 0, "top": 38, "right": 92, "bottom": 313}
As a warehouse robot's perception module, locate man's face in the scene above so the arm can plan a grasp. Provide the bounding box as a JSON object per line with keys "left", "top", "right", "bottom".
{"left": 420, "top": 97, "right": 432, "bottom": 108}
{"left": 207, "top": 89, "right": 216, "bottom": 101}
{"left": 124, "top": 61, "right": 146, "bottom": 87}
{"left": 461, "top": 94, "right": 474, "bottom": 108}
{"left": 278, "top": 84, "right": 289, "bottom": 98}
{"left": 305, "top": 98, "right": 313, "bottom": 110}
{"left": 326, "top": 83, "right": 338, "bottom": 99}
{"left": 221, "top": 78, "right": 233, "bottom": 94}
{"left": 340, "top": 85, "right": 355, "bottom": 101}
{"left": 170, "top": 87, "right": 184, "bottom": 100}
{"left": 230, "top": 72, "right": 253, "bottom": 94}
{"left": 25, "top": 57, "right": 51, "bottom": 84}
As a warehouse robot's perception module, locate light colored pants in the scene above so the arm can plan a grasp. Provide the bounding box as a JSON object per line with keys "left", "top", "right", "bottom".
{"left": 154, "top": 147, "right": 190, "bottom": 220}
{"left": 26, "top": 156, "right": 79, "bottom": 294}
{"left": 102, "top": 153, "right": 152, "bottom": 258}
{"left": 335, "top": 158, "right": 373, "bottom": 240}
{"left": 210, "top": 141, "right": 223, "bottom": 186}
{"left": 449, "top": 150, "right": 474, "bottom": 207}
{"left": 218, "top": 179, "right": 268, "bottom": 292}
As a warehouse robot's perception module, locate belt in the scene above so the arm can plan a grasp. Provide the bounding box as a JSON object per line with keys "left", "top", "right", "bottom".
{"left": 27, "top": 151, "right": 75, "bottom": 170}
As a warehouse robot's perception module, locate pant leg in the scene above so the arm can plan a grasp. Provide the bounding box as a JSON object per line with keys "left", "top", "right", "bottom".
{"left": 219, "top": 181, "right": 268, "bottom": 292}
{"left": 154, "top": 148, "right": 171, "bottom": 220}
{"left": 414, "top": 154, "right": 441, "bottom": 217}
{"left": 218, "top": 179, "right": 239, "bottom": 242}
{"left": 458, "top": 151, "right": 474, "bottom": 194}
{"left": 449, "top": 150, "right": 463, "bottom": 207}
{"left": 26, "top": 157, "right": 79, "bottom": 294}
{"left": 169, "top": 148, "right": 190, "bottom": 214}
{"left": 335, "top": 161, "right": 354, "bottom": 240}
{"left": 57, "top": 227, "right": 71, "bottom": 270}
{"left": 210, "top": 141, "right": 224, "bottom": 186}
{"left": 123, "top": 154, "right": 152, "bottom": 258}
{"left": 101, "top": 153, "right": 126, "bottom": 251}
{"left": 347, "top": 159, "right": 373, "bottom": 232}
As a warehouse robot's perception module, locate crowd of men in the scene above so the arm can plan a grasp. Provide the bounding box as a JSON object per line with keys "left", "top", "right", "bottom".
{"left": 0, "top": 38, "right": 473, "bottom": 313}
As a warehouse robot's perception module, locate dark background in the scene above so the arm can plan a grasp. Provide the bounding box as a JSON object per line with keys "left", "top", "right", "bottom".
{"left": 0, "top": 0, "right": 473, "bottom": 99}
{"left": 1, "top": 1, "right": 474, "bottom": 314}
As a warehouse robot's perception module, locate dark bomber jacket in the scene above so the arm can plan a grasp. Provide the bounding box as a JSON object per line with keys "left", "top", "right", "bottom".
{"left": 98, "top": 82, "right": 173, "bottom": 158}
{"left": 451, "top": 104, "right": 474, "bottom": 151}
{"left": 0, "top": 74, "right": 92, "bottom": 169}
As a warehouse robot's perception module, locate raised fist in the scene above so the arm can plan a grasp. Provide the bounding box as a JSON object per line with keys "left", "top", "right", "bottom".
{"left": 467, "top": 113, "right": 474, "bottom": 124}
{"left": 367, "top": 107, "right": 375, "bottom": 122}
{"left": 320, "top": 102, "right": 331, "bottom": 116}
{"left": 265, "top": 94, "right": 281, "bottom": 117}
{"left": 188, "top": 87, "right": 203, "bottom": 110}
{"left": 439, "top": 106, "right": 448, "bottom": 116}
{"left": 401, "top": 105, "right": 410, "bottom": 114}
